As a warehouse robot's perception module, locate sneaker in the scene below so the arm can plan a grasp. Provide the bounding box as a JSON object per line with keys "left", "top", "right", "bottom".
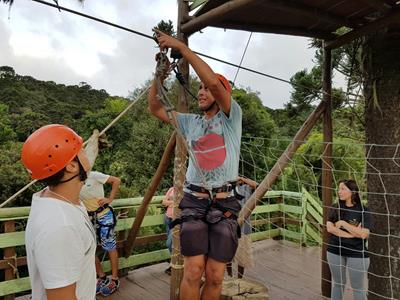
{"left": 96, "top": 277, "right": 109, "bottom": 294}
{"left": 164, "top": 266, "right": 172, "bottom": 275}
{"left": 100, "top": 278, "right": 120, "bottom": 296}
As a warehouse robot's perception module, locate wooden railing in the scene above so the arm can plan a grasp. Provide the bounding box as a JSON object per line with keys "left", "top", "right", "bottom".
{"left": 0, "top": 190, "right": 323, "bottom": 298}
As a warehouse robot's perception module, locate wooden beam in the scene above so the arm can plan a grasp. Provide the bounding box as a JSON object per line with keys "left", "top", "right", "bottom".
{"left": 357, "top": 0, "right": 392, "bottom": 13}
{"left": 238, "top": 99, "right": 328, "bottom": 225}
{"left": 170, "top": 1, "right": 190, "bottom": 299}
{"left": 0, "top": 233, "right": 167, "bottom": 271}
{"left": 4, "top": 221, "right": 16, "bottom": 300}
{"left": 260, "top": 0, "right": 356, "bottom": 28}
{"left": 123, "top": 132, "right": 176, "bottom": 258}
{"left": 181, "top": 0, "right": 259, "bottom": 34}
{"left": 325, "top": 8, "right": 400, "bottom": 49}
{"left": 321, "top": 45, "right": 333, "bottom": 299}
{"left": 0, "top": 257, "right": 26, "bottom": 271}
{"left": 217, "top": 21, "right": 335, "bottom": 40}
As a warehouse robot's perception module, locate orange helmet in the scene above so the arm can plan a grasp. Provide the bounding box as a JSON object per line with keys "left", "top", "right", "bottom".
{"left": 21, "top": 124, "right": 83, "bottom": 180}
{"left": 215, "top": 73, "right": 232, "bottom": 94}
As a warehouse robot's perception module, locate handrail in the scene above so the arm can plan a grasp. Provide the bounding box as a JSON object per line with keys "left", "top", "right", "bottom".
{"left": 0, "top": 196, "right": 164, "bottom": 221}
{"left": 0, "top": 189, "right": 322, "bottom": 298}
{"left": 0, "top": 191, "right": 303, "bottom": 220}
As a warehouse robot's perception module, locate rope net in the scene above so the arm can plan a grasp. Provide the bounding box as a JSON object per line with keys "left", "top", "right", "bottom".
{"left": 168, "top": 135, "right": 400, "bottom": 300}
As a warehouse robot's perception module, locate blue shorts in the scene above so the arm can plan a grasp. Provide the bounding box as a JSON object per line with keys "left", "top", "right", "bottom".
{"left": 96, "top": 209, "right": 117, "bottom": 252}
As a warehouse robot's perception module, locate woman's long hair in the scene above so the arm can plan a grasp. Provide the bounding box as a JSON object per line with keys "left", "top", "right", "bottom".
{"left": 338, "top": 179, "right": 361, "bottom": 205}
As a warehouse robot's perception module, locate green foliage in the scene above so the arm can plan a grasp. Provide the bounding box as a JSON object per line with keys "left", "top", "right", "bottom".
{"left": 0, "top": 142, "right": 31, "bottom": 205}
{"left": 153, "top": 20, "right": 175, "bottom": 37}
{"left": 0, "top": 62, "right": 366, "bottom": 206}
{"left": 233, "top": 88, "right": 276, "bottom": 138}
{"left": 0, "top": 66, "right": 15, "bottom": 78}
{"left": 11, "top": 109, "right": 50, "bottom": 141}
{"left": 0, "top": 66, "right": 109, "bottom": 132}
{"left": 230, "top": 88, "right": 277, "bottom": 181}
{"left": 0, "top": 104, "right": 16, "bottom": 143}
{"left": 288, "top": 67, "right": 321, "bottom": 111}
{"left": 273, "top": 133, "right": 365, "bottom": 198}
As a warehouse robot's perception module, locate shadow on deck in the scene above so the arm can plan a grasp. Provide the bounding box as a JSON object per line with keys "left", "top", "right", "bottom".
{"left": 98, "top": 239, "right": 324, "bottom": 300}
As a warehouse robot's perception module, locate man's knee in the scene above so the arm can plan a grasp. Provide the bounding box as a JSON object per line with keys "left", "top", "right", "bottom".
{"left": 205, "top": 268, "right": 224, "bottom": 287}
{"left": 184, "top": 259, "right": 205, "bottom": 283}
{"left": 205, "top": 259, "right": 225, "bottom": 287}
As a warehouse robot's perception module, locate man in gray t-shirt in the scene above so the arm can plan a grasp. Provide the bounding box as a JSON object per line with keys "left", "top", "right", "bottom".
{"left": 149, "top": 30, "right": 242, "bottom": 300}
{"left": 176, "top": 99, "right": 242, "bottom": 188}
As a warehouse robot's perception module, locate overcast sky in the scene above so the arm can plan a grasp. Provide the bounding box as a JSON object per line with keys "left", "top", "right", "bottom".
{"left": 0, "top": 0, "right": 324, "bottom": 109}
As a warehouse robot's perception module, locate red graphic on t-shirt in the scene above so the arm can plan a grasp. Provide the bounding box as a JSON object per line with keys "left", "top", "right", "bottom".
{"left": 192, "top": 133, "right": 226, "bottom": 171}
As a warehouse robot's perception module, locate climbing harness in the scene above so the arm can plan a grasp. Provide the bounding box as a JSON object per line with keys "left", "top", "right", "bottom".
{"left": 88, "top": 204, "right": 117, "bottom": 240}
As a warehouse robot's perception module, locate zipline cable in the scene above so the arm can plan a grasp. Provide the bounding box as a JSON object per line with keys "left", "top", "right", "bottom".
{"left": 233, "top": 32, "right": 253, "bottom": 85}
{"left": 2, "top": 0, "right": 334, "bottom": 207}
{"left": 32, "top": 0, "right": 155, "bottom": 40}
{"left": 30, "top": 0, "right": 297, "bottom": 88}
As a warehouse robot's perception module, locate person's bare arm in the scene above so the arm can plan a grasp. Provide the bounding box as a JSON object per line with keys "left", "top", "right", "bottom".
{"left": 335, "top": 220, "right": 370, "bottom": 239}
{"left": 238, "top": 177, "right": 258, "bottom": 190}
{"left": 326, "top": 221, "right": 355, "bottom": 238}
{"left": 98, "top": 176, "right": 121, "bottom": 206}
{"left": 155, "top": 29, "right": 231, "bottom": 114}
{"left": 46, "top": 283, "right": 77, "bottom": 300}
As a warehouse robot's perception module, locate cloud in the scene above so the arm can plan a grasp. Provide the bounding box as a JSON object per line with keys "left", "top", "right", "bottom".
{"left": 0, "top": 16, "right": 82, "bottom": 85}
{"left": 0, "top": 0, "right": 317, "bottom": 108}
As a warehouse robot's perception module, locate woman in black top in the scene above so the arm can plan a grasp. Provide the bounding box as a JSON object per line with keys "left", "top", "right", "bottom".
{"left": 326, "top": 179, "right": 371, "bottom": 300}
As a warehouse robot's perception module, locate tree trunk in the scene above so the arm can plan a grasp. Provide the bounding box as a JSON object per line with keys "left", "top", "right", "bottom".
{"left": 363, "top": 30, "right": 400, "bottom": 300}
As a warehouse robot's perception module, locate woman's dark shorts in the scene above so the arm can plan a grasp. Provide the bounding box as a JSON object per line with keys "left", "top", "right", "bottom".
{"left": 179, "top": 192, "right": 241, "bottom": 263}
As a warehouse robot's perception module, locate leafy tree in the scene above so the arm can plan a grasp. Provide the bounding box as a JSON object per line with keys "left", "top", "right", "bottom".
{"left": 273, "top": 133, "right": 365, "bottom": 198}
{"left": 0, "top": 103, "right": 16, "bottom": 143}
{"left": 0, "top": 142, "right": 31, "bottom": 205}
{"left": 11, "top": 109, "right": 50, "bottom": 141}
{"left": 0, "top": 66, "right": 15, "bottom": 78}
{"left": 233, "top": 88, "right": 276, "bottom": 138}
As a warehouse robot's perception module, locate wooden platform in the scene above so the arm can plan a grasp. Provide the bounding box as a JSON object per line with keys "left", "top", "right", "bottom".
{"left": 97, "top": 239, "right": 325, "bottom": 300}
{"left": 19, "top": 239, "right": 359, "bottom": 299}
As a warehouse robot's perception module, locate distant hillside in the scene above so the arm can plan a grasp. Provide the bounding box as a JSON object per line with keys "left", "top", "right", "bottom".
{"left": 0, "top": 65, "right": 294, "bottom": 207}
{"left": 0, "top": 65, "right": 110, "bottom": 141}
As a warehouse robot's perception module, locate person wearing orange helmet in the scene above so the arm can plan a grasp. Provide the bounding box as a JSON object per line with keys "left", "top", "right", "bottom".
{"left": 21, "top": 124, "right": 96, "bottom": 300}
{"left": 149, "top": 30, "right": 242, "bottom": 300}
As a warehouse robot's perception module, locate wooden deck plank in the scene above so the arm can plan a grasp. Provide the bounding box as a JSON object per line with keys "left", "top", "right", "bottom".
{"left": 244, "top": 239, "right": 323, "bottom": 299}
{"left": 97, "top": 262, "right": 171, "bottom": 300}
{"left": 18, "top": 239, "right": 359, "bottom": 300}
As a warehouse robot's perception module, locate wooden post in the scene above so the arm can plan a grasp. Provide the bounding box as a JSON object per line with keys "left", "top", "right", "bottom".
{"left": 117, "top": 207, "right": 130, "bottom": 277}
{"left": 321, "top": 44, "right": 333, "bottom": 298}
{"left": 238, "top": 99, "right": 328, "bottom": 226}
{"left": 123, "top": 132, "right": 176, "bottom": 257}
{"left": 170, "top": 1, "right": 190, "bottom": 299}
{"left": 272, "top": 196, "right": 283, "bottom": 240}
{"left": 4, "top": 221, "right": 16, "bottom": 300}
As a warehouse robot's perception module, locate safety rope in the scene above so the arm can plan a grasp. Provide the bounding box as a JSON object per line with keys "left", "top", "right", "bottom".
{"left": 0, "top": 86, "right": 149, "bottom": 209}
{"left": 4, "top": 255, "right": 20, "bottom": 279}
